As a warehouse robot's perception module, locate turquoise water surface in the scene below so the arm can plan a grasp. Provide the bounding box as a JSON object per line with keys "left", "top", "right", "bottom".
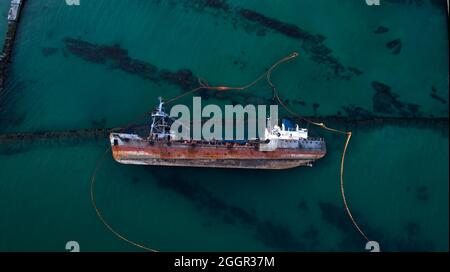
{"left": 0, "top": 0, "right": 448, "bottom": 251}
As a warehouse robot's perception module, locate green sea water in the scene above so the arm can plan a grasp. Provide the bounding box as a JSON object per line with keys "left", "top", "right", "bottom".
{"left": 0, "top": 0, "right": 448, "bottom": 251}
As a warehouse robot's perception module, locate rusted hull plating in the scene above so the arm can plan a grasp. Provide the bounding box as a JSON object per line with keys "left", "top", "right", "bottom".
{"left": 111, "top": 142, "right": 326, "bottom": 170}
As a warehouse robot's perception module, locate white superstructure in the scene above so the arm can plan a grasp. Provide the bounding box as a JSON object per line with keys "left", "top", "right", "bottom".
{"left": 8, "top": 0, "right": 23, "bottom": 22}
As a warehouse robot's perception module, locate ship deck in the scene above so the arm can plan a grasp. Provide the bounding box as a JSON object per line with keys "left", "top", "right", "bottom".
{"left": 110, "top": 133, "right": 326, "bottom": 169}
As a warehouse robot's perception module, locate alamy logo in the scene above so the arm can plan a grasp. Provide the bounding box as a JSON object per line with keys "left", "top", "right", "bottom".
{"left": 365, "top": 0, "right": 380, "bottom": 5}
{"left": 65, "top": 241, "right": 80, "bottom": 252}
{"left": 65, "top": 0, "right": 80, "bottom": 6}
{"left": 169, "top": 97, "right": 278, "bottom": 142}
{"left": 365, "top": 241, "right": 381, "bottom": 252}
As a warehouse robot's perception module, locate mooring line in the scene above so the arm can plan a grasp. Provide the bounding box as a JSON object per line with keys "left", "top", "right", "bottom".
{"left": 89, "top": 54, "right": 295, "bottom": 252}
{"left": 340, "top": 132, "right": 370, "bottom": 242}
{"left": 90, "top": 147, "right": 158, "bottom": 252}
{"left": 90, "top": 51, "right": 372, "bottom": 251}
{"left": 266, "top": 52, "right": 371, "bottom": 243}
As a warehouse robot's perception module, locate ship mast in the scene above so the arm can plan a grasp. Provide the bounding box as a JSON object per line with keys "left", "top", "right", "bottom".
{"left": 149, "top": 97, "right": 170, "bottom": 140}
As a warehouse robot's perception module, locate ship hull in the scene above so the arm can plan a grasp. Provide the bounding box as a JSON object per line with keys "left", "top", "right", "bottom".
{"left": 114, "top": 156, "right": 319, "bottom": 170}
{"left": 110, "top": 137, "right": 326, "bottom": 170}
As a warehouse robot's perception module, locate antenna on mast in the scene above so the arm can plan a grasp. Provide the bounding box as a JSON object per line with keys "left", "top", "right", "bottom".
{"left": 158, "top": 97, "right": 164, "bottom": 112}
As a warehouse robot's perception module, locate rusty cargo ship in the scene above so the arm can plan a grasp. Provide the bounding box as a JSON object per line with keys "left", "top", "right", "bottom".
{"left": 110, "top": 99, "right": 326, "bottom": 169}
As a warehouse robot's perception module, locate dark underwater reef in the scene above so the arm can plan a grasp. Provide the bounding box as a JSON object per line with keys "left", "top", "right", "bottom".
{"left": 374, "top": 26, "right": 390, "bottom": 34}
{"left": 307, "top": 116, "right": 448, "bottom": 137}
{"left": 148, "top": 169, "right": 437, "bottom": 251}
{"left": 430, "top": 86, "right": 447, "bottom": 104}
{"left": 63, "top": 38, "right": 198, "bottom": 91}
{"left": 153, "top": 0, "right": 362, "bottom": 80}
{"left": 62, "top": 38, "right": 311, "bottom": 108}
{"left": 150, "top": 169, "right": 318, "bottom": 251}
{"left": 238, "top": 9, "right": 363, "bottom": 80}
{"left": 386, "top": 39, "right": 402, "bottom": 55}
{"left": 63, "top": 38, "right": 448, "bottom": 122}
{"left": 0, "top": 127, "right": 111, "bottom": 156}
{"left": 63, "top": 37, "right": 275, "bottom": 106}
{"left": 1, "top": 114, "right": 447, "bottom": 146}
{"left": 0, "top": 128, "right": 110, "bottom": 145}
{"left": 371, "top": 81, "right": 422, "bottom": 117}
{"left": 318, "top": 201, "right": 436, "bottom": 251}
{"left": 0, "top": 128, "right": 441, "bottom": 251}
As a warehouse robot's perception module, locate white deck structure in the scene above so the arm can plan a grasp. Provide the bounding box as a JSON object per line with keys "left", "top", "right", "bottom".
{"left": 8, "top": 0, "right": 23, "bottom": 22}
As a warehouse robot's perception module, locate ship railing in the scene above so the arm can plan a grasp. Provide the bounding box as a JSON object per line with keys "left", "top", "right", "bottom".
{"left": 166, "top": 138, "right": 259, "bottom": 147}
{"left": 305, "top": 137, "right": 325, "bottom": 142}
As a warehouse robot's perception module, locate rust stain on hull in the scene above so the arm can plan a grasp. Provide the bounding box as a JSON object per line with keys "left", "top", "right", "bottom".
{"left": 111, "top": 144, "right": 326, "bottom": 170}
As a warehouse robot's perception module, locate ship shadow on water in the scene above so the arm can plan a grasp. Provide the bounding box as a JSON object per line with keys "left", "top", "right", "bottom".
{"left": 114, "top": 125, "right": 441, "bottom": 251}
{"left": 147, "top": 166, "right": 317, "bottom": 251}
